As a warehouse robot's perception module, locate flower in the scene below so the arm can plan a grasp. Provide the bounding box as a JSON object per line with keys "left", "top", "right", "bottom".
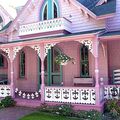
{"left": 55, "top": 53, "right": 74, "bottom": 65}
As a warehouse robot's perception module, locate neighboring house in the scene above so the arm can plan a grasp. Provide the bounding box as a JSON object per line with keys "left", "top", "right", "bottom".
{"left": 0, "top": 0, "right": 119, "bottom": 111}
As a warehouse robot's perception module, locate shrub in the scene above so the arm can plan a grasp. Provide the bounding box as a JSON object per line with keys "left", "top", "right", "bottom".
{"left": 53, "top": 104, "right": 74, "bottom": 117}
{"left": 75, "top": 110, "right": 102, "bottom": 120}
{"left": 75, "top": 110, "right": 88, "bottom": 119}
{"left": 39, "top": 104, "right": 74, "bottom": 117}
{"left": 86, "top": 110, "right": 102, "bottom": 120}
{"left": 105, "top": 99, "right": 120, "bottom": 118}
{"left": 1, "top": 96, "right": 16, "bottom": 107}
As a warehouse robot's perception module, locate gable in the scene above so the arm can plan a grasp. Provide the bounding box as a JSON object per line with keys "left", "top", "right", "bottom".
{"left": 0, "top": 5, "right": 13, "bottom": 31}
{"left": 7, "top": 0, "right": 106, "bottom": 41}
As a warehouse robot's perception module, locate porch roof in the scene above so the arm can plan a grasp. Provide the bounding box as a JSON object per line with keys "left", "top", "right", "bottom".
{"left": 1, "top": 29, "right": 104, "bottom": 44}
{"left": 100, "top": 31, "right": 120, "bottom": 37}
{"left": 77, "top": 0, "right": 116, "bottom": 16}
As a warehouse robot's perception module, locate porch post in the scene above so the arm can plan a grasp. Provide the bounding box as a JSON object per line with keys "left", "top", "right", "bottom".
{"left": 10, "top": 49, "right": 15, "bottom": 98}
{"left": 94, "top": 36, "right": 101, "bottom": 107}
{"left": 40, "top": 44, "right": 45, "bottom": 103}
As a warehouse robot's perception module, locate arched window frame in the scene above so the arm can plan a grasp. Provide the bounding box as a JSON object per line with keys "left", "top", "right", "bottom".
{"left": 52, "top": 1, "right": 58, "bottom": 19}
{"left": 19, "top": 51, "right": 25, "bottom": 78}
{"left": 80, "top": 45, "right": 89, "bottom": 77}
{"left": 0, "top": 54, "right": 4, "bottom": 67}
{"left": 41, "top": 0, "right": 60, "bottom": 20}
{"left": 42, "top": 1, "right": 48, "bottom": 20}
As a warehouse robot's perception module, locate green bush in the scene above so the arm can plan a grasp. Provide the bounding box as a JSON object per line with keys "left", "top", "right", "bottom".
{"left": 86, "top": 110, "right": 102, "bottom": 120}
{"left": 75, "top": 110, "right": 88, "bottom": 119}
{"left": 53, "top": 104, "right": 74, "bottom": 117}
{"left": 105, "top": 99, "right": 120, "bottom": 118}
{"left": 75, "top": 110, "right": 102, "bottom": 120}
{"left": 39, "top": 104, "right": 74, "bottom": 116}
{"left": 1, "top": 96, "right": 16, "bottom": 107}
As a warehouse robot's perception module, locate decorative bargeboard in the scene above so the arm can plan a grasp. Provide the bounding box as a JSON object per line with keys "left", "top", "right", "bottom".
{"left": 0, "top": 85, "right": 11, "bottom": 97}
{"left": 45, "top": 87, "right": 96, "bottom": 105}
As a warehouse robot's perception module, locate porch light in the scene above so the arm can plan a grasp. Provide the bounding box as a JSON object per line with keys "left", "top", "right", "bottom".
{"left": 55, "top": 53, "right": 74, "bottom": 65}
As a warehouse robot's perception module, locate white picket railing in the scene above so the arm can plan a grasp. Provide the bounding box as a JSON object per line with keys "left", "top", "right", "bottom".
{"left": 0, "top": 85, "right": 11, "bottom": 97}
{"left": 19, "top": 17, "right": 72, "bottom": 36}
{"left": 45, "top": 87, "right": 96, "bottom": 105}
{"left": 104, "top": 85, "right": 120, "bottom": 99}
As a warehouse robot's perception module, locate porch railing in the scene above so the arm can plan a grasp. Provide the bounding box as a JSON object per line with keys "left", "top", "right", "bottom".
{"left": 19, "top": 17, "right": 72, "bottom": 36}
{"left": 104, "top": 85, "right": 120, "bottom": 99}
{"left": 45, "top": 87, "right": 96, "bottom": 105}
{"left": 0, "top": 85, "right": 11, "bottom": 97}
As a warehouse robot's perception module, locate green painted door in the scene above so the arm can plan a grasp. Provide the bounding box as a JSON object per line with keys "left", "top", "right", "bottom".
{"left": 38, "top": 47, "right": 62, "bottom": 87}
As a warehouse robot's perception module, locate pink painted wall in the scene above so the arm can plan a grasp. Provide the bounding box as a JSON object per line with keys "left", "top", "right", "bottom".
{"left": 108, "top": 40, "right": 120, "bottom": 83}
{"left": 98, "top": 42, "right": 108, "bottom": 85}
{"left": 57, "top": 41, "right": 94, "bottom": 86}
{"left": 14, "top": 47, "right": 38, "bottom": 92}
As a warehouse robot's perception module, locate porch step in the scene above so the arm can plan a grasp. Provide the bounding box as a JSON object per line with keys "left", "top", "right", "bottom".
{"left": 15, "top": 98, "right": 41, "bottom": 108}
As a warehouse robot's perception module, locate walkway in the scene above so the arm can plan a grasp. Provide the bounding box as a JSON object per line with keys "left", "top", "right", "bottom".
{"left": 0, "top": 106, "right": 36, "bottom": 120}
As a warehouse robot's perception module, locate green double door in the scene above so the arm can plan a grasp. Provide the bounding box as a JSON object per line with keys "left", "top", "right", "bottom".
{"left": 38, "top": 47, "right": 62, "bottom": 88}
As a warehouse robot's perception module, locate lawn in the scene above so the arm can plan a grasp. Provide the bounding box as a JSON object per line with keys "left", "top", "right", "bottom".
{"left": 19, "top": 112, "right": 79, "bottom": 120}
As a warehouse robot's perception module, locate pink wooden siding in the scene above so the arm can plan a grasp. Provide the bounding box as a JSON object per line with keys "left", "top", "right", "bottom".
{"left": 108, "top": 40, "right": 120, "bottom": 82}
{"left": 98, "top": 43, "right": 108, "bottom": 85}
{"left": 10, "top": 0, "right": 105, "bottom": 41}
{"left": 106, "top": 0, "right": 120, "bottom": 31}
{"left": 14, "top": 47, "right": 38, "bottom": 92}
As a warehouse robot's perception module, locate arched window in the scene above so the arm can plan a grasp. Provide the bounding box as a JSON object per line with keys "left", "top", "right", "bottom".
{"left": 80, "top": 45, "right": 89, "bottom": 77}
{"left": 0, "top": 54, "right": 4, "bottom": 67}
{"left": 53, "top": 2, "right": 58, "bottom": 18}
{"left": 41, "top": 0, "right": 59, "bottom": 20}
{"left": 43, "top": 4, "right": 48, "bottom": 20}
{"left": 19, "top": 51, "right": 25, "bottom": 78}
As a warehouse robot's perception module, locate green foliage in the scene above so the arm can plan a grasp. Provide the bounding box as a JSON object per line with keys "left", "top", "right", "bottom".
{"left": 39, "top": 104, "right": 102, "bottom": 119}
{"left": 39, "top": 104, "right": 74, "bottom": 117}
{"left": 19, "top": 112, "right": 79, "bottom": 120}
{"left": 55, "top": 53, "right": 72, "bottom": 65}
{"left": 105, "top": 99, "right": 120, "bottom": 118}
{"left": 53, "top": 104, "right": 74, "bottom": 116}
{"left": 75, "top": 110, "right": 102, "bottom": 120}
{"left": 1, "top": 96, "right": 16, "bottom": 107}
{"left": 86, "top": 110, "right": 102, "bottom": 120}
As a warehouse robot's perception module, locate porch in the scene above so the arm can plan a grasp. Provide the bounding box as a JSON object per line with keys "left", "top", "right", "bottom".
{"left": 0, "top": 32, "right": 105, "bottom": 111}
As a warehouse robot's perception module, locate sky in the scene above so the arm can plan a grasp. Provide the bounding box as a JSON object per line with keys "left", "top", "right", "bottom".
{"left": 0, "top": 0, "right": 28, "bottom": 18}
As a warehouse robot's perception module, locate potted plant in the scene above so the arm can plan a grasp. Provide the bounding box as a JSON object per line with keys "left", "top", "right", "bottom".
{"left": 55, "top": 53, "right": 75, "bottom": 65}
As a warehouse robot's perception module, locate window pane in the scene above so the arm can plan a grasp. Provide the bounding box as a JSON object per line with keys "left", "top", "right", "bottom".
{"left": 43, "top": 4, "right": 47, "bottom": 20}
{"left": 54, "top": 2, "right": 57, "bottom": 18}
{"left": 20, "top": 51, "right": 25, "bottom": 78}
{"left": 52, "top": 48, "right": 60, "bottom": 72}
{"left": 81, "top": 45, "right": 89, "bottom": 77}
{"left": 44, "top": 56, "right": 47, "bottom": 72}
{"left": 0, "top": 54, "right": 4, "bottom": 67}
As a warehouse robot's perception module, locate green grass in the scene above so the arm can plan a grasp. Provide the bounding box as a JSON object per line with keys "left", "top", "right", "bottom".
{"left": 19, "top": 112, "right": 79, "bottom": 120}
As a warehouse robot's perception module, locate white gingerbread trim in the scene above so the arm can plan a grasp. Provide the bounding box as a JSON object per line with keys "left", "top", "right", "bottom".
{"left": 44, "top": 43, "right": 57, "bottom": 57}
{"left": 13, "top": 46, "right": 23, "bottom": 60}
{"left": 77, "top": 40, "right": 93, "bottom": 54}
{"left": 1, "top": 48, "right": 11, "bottom": 59}
{"left": 30, "top": 45, "right": 41, "bottom": 57}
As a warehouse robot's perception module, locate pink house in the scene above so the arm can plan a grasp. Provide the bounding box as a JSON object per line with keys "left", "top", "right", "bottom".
{"left": 0, "top": 0, "right": 119, "bottom": 111}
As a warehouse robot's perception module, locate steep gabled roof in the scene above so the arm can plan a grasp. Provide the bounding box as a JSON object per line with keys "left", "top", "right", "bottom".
{"left": 77, "top": 0, "right": 116, "bottom": 16}
{"left": 0, "top": 21, "right": 12, "bottom": 32}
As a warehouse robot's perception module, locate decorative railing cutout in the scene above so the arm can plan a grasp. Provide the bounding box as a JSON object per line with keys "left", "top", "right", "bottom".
{"left": 45, "top": 87, "right": 96, "bottom": 105}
